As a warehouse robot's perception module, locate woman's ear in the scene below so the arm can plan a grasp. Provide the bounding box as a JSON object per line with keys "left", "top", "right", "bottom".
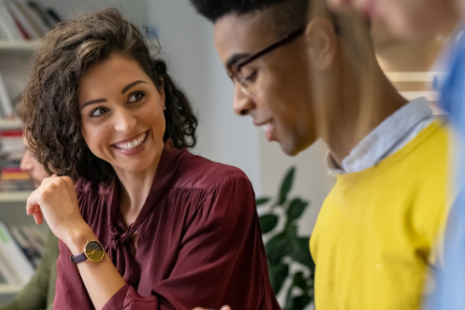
{"left": 304, "top": 18, "right": 338, "bottom": 70}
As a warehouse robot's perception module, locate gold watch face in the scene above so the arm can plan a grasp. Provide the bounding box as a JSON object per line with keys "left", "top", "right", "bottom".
{"left": 85, "top": 240, "right": 105, "bottom": 262}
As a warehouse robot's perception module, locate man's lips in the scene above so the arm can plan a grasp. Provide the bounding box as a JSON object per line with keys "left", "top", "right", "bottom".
{"left": 255, "top": 120, "right": 274, "bottom": 141}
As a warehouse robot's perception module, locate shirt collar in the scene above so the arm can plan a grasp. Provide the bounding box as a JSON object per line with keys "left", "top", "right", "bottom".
{"left": 325, "top": 97, "right": 434, "bottom": 175}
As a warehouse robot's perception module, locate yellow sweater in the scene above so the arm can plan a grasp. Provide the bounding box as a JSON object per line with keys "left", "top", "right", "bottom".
{"left": 310, "top": 120, "right": 449, "bottom": 310}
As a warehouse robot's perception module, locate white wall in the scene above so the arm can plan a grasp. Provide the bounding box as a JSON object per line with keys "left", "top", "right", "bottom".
{"left": 145, "top": 0, "right": 263, "bottom": 193}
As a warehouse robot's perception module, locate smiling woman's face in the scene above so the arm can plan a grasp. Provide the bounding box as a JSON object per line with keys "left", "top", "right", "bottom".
{"left": 78, "top": 54, "right": 166, "bottom": 176}
{"left": 326, "top": 0, "right": 457, "bottom": 39}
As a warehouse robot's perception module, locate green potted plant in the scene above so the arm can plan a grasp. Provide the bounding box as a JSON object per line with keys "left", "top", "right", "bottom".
{"left": 258, "top": 166, "right": 315, "bottom": 310}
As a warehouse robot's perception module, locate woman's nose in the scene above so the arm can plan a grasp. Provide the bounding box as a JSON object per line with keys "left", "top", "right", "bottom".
{"left": 114, "top": 108, "right": 137, "bottom": 133}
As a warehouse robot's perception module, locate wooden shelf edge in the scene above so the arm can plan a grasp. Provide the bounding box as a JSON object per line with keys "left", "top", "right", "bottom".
{"left": 0, "top": 119, "right": 22, "bottom": 129}
{"left": 0, "top": 191, "right": 32, "bottom": 202}
{"left": 0, "top": 284, "right": 23, "bottom": 294}
{"left": 0, "top": 40, "right": 38, "bottom": 52}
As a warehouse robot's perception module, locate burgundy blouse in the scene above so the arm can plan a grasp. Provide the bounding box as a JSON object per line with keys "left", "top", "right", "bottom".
{"left": 53, "top": 140, "right": 280, "bottom": 310}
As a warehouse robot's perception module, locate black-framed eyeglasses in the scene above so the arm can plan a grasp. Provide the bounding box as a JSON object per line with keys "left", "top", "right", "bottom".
{"left": 226, "top": 26, "right": 306, "bottom": 96}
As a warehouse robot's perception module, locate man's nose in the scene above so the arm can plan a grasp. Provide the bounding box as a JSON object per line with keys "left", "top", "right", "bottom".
{"left": 233, "top": 85, "right": 254, "bottom": 116}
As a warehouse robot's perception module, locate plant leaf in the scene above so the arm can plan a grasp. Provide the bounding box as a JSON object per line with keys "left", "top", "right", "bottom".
{"left": 265, "top": 232, "right": 289, "bottom": 264}
{"left": 269, "top": 262, "right": 289, "bottom": 294}
{"left": 278, "top": 166, "right": 295, "bottom": 205}
{"left": 259, "top": 214, "right": 279, "bottom": 234}
{"left": 256, "top": 197, "right": 271, "bottom": 207}
{"left": 287, "top": 198, "right": 309, "bottom": 220}
{"left": 284, "top": 222, "right": 298, "bottom": 240}
{"left": 292, "top": 271, "right": 310, "bottom": 292}
{"left": 289, "top": 237, "right": 315, "bottom": 271}
{"left": 291, "top": 295, "right": 312, "bottom": 310}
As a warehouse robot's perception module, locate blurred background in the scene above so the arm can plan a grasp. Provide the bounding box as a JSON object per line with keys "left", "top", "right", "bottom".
{"left": 0, "top": 0, "right": 456, "bottom": 308}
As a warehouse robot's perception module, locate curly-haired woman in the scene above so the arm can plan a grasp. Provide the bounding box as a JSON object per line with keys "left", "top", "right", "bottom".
{"left": 20, "top": 8, "right": 279, "bottom": 310}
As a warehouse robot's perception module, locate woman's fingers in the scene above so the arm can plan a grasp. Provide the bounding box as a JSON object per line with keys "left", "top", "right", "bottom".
{"left": 26, "top": 190, "right": 43, "bottom": 224}
{"left": 32, "top": 210, "right": 43, "bottom": 225}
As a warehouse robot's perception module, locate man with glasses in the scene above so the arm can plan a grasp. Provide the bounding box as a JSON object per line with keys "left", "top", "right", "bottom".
{"left": 190, "top": 0, "right": 450, "bottom": 309}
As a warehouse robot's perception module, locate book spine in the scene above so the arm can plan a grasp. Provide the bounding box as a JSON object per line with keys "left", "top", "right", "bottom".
{"left": 0, "top": 0, "right": 24, "bottom": 40}
{"left": 0, "top": 71, "right": 14, "bottom": 118}
{"left": 45, "top": 7, "right": 60, "bottom": 23}
{"left": 20, "top": 226, "right": 45, "bottom": 256}
{"left": 0, "top": 253, "right": 17, "bottom": 284}
{"left": 0, "top": 220, "right": 34, "bottom": 284}
{"left": 7, "top": 0, "right": 40, "bottom": 40}
{"left": 14, "top": 0, "right": 47, "bottom": 37}
{"left": 26, "top": 0, "right": 52, "bottom": 29}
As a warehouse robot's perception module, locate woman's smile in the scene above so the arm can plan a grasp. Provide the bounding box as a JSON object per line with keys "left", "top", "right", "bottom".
{"left": 113, "top": 131, "right": 148, "bottom": 150}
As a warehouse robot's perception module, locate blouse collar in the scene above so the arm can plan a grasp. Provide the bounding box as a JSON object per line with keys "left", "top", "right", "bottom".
{"left": 108, "top": 138, "right": 186, "bottom": 231}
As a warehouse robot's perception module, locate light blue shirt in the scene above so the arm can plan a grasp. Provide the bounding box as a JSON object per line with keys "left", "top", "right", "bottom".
{"left": 325, "top": 97, "right": 436, "bottom": 175}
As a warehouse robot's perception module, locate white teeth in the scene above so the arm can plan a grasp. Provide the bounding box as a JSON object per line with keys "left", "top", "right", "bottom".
{"left": 115, "top": 132, "right": 146, "bottom": 150}
{"left": 261, "top": 123, "right": 272, "bottom": 132}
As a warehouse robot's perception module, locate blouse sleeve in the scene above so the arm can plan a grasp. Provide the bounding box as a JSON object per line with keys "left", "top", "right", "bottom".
{"left": 54, "top": 172, "right": 278, "bottom": 310}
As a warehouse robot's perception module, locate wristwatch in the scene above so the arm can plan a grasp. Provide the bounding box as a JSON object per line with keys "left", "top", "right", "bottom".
{"left": 70, "top": 240, "right": 105, "bottom": 264}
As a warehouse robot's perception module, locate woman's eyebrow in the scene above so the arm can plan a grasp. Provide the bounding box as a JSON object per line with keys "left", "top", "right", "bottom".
{"left": 80, "top": 98, "right": 107, "bottom": 111}
{"left": 80, "top": 80, "right": 148, "bottom": 110}
{"left": 122, "top": 80, "right": 147, "bottom": 94}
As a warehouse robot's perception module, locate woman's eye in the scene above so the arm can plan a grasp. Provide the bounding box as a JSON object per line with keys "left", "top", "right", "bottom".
{"left": 90, "top": 107, "right": 108, "bottom": 117}
{"left": 128, "top": 91, "right": 145, "bottom": 103}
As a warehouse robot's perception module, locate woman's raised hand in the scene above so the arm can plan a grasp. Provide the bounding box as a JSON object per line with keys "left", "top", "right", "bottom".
{"left": 26, "top": 175, "right": 88, "bottom": 243}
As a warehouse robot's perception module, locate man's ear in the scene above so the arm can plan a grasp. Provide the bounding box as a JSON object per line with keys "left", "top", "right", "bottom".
{"left": 304, "top": 18, "right": 338, "bottom": 70}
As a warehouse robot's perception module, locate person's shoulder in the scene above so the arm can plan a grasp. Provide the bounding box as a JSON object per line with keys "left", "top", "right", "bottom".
{"left": 413, "top": 118, "right": 449, "bottom": 161}
{"left": 75, "top": 178, "right": 112, "bottom": 195}
{"left": 74, "top": 178, "right": 112, "bottom": 214}
{"left": 174, "top": 151, "right": 252, "bottom": 192}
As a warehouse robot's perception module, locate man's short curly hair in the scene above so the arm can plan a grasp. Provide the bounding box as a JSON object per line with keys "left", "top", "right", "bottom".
{"left": 19, "top": 8, "right": 198, "bottom": 185}
{"left": 189, "top": 0, "right": 309, "bottom": 36}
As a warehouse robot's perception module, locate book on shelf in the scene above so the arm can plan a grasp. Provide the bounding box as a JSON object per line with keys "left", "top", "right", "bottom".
{"left": 0, "top": 220, "right": 35, "bottom": 285}
{"left": 0, "top": 128, "right": 24, "bottom": 158}
{"left": 0, "top": 0, "right": 23, "bottom": 40}
{"left": 0, "top": 0, "right": 60, "bottom": 42}
{"left": 0, "top": 128, "right": 36, "bottom": 191}
{"left": 10, "top": 226, "right": 43, "bottom": 268}
{"left": 45, "top": 7, "right": 60, "bottom": 24}
{"left": 0, "top": 0, "right": 60, "bottom": 41}
{"left": 0, "top": 253, "right": 17, "bottom": 284}
{"left": 0, "top": 70, "right": 15, "bottom": 119}
{"left": 0, "top": 265, "right": 9, "bottom": 284}
{"left": 7, "top": 0, "right": 40, "bottom": 40}
{"left": 14, "top": 0, "right": 48, "bottom": 37}
{"left": 18, "top": 226, "right": 46, "bottom": 256}
{"left": 26, "top": 1, "right": 54, "bottom": 28}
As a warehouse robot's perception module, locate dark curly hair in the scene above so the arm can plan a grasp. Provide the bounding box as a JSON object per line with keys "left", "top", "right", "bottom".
{"left": 19, "top": 7, "right": 198, "bottom": 184}
{"left": 189, "top": 0, "right": 309, "bottom": 35}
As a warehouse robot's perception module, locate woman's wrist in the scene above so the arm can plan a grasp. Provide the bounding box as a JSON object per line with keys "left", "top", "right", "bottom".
{"left": 63, "top": 223, "right": 97, "bottom": 255}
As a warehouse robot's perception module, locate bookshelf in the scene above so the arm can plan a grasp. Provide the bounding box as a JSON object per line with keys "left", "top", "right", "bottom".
{"left": 0, "top": 41, "right": 38, "bottom": 52}
{"left": 0, "top": 42, "right": 35, "bottom": 303}
{"left": 0, "top": 191, "right": 31, "bottom": 202}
